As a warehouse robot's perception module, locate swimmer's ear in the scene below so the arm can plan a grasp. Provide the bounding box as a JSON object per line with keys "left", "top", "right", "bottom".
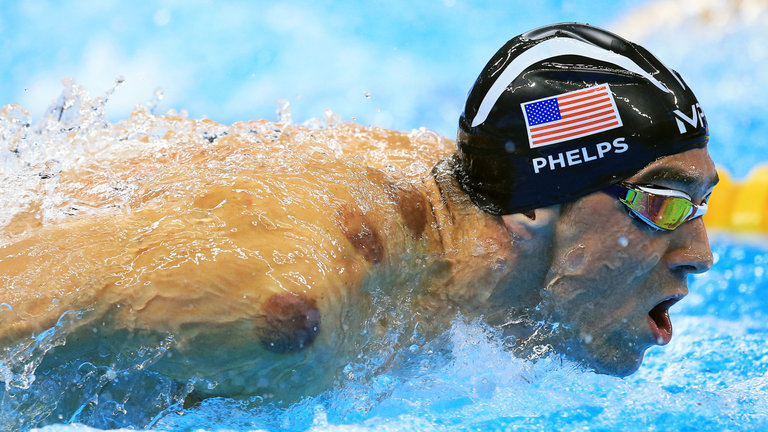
{"left": 501, "top": 205, "right": 560, "bottom": 241}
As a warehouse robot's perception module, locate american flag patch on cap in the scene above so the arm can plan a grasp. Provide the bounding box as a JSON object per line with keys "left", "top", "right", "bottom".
{"left": 521, "top": 84, "right": 623, "bottom": 148}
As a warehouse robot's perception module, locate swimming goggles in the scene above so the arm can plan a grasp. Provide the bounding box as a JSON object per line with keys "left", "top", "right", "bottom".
{"left": 606, "top": 183, "right": 708, "bottom": 231}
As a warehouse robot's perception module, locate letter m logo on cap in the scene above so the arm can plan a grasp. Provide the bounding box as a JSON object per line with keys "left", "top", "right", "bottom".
{"left": 521, "top": 84, "right": 623, "bottom": 148}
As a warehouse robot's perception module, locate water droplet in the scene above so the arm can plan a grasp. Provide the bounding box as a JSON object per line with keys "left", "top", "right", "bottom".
{"left": 104, "top": 368, "right": 117, "bottom": 380}
{"left": 364, "top": 91, "right": 371, "bottom": 99}
{"left": 313, "top": 405, "right": 329, "bottom": 427}
{"left": 323, "top": 109, "right": 341, "bottom": 128}
{"left": 618, "top": 236, "right": 628, "bottom": 247}
{"left": 276, "top": 99, "right": 292, "bottom": 124}
{"left": 147, "top": 88, "right": 164, "bottom": 114}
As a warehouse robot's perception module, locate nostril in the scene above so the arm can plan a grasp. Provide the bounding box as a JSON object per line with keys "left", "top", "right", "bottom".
{"left": 668, "top": 239, "right": 713, "bottom": 274}
{"left": 671, "top": 263, "right": 704, "bottom": 278}
{"left": 678, "top": 263, "right": 708, "bottom": 277}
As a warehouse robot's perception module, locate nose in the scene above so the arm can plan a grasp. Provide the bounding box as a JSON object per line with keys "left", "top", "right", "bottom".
{"left": 666, "top": 217, "right": 714, "bottom": 275}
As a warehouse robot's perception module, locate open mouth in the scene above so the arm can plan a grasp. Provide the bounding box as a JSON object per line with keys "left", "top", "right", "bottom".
{"left": 647, "top": 296, "right": 683, "bottom": 345}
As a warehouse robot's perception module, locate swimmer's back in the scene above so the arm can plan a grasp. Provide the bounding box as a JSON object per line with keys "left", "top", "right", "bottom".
{"left": 0, "top": 119, "right": 452, "bottom": 398}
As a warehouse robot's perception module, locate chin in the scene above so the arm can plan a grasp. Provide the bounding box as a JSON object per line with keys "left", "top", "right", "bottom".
{"left": 585, "top": 345, "right": 647, "bottom": 377}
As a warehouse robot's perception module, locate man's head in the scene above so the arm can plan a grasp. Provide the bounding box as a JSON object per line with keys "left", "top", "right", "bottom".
{"left": 454, "top": 23, "right": 718, "bottom": 375}
{"left": 455, "top": 23, "right": 708, "bottom": 216}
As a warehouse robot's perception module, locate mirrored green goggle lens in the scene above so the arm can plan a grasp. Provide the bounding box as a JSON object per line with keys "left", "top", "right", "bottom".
{"left": 621, "top": 188, "right": 696, "bottom": 230}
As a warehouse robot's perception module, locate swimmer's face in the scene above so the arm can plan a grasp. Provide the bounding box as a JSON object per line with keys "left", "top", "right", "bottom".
{"left": 542, "top": 147, "right": 717, "bottom": 376}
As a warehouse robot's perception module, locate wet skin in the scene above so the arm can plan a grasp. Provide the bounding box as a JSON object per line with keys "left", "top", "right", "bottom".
{"left": 532, "top": 147, "right": 718, "bottom": 375}
{"left": 0, "top": 122, "right": 467, "bottom": 400}
{"left": 0, "top": 119, "right": 718, "bottom": 398}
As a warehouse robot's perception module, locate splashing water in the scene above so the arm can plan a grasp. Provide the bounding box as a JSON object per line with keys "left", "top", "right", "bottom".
{"left": 1, "top": 77, "right": 136, "bottom": 234}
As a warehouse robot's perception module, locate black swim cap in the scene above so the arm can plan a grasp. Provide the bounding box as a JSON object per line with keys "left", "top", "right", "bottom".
{"left": 456, "top": 23, "right": 708, "bottom": 215}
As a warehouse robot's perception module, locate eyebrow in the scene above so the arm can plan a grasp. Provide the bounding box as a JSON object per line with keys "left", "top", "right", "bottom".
{"left": 636, "top": 166, "right": 719, "bottom": 190}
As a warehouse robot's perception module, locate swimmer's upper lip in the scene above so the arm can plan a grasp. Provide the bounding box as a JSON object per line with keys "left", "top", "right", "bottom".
{"left": 647, "top": 294, "right": 685, "bottom": 345}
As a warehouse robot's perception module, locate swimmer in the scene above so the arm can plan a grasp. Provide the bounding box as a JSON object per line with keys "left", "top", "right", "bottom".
{"left": 0, "top": 23, "right": 717, "bottom": 401}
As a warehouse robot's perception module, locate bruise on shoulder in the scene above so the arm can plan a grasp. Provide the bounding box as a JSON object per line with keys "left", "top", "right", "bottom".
{"left": 258, "top": 292, "right": 320, "bottom": 353}
{"left": 384, "top": 182, "right": 427, "bottom": 239}
{"left": 335, "top": 204, "right": 384, "bottom": 264}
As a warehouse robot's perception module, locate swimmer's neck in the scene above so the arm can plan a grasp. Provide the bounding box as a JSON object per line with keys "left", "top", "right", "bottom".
{"left": 419, "top": 157, "right": 526, "bottom": 310}
{"left": 426, "top": 154, "right": 508, "bottom": 255}
{"left": 417, "top": 154, "right": 549, "bottom": 328}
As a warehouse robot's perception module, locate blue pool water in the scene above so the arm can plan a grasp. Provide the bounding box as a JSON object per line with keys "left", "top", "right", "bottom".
{"left": 3, "top": 1, "right": 768, "bottom": 431}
